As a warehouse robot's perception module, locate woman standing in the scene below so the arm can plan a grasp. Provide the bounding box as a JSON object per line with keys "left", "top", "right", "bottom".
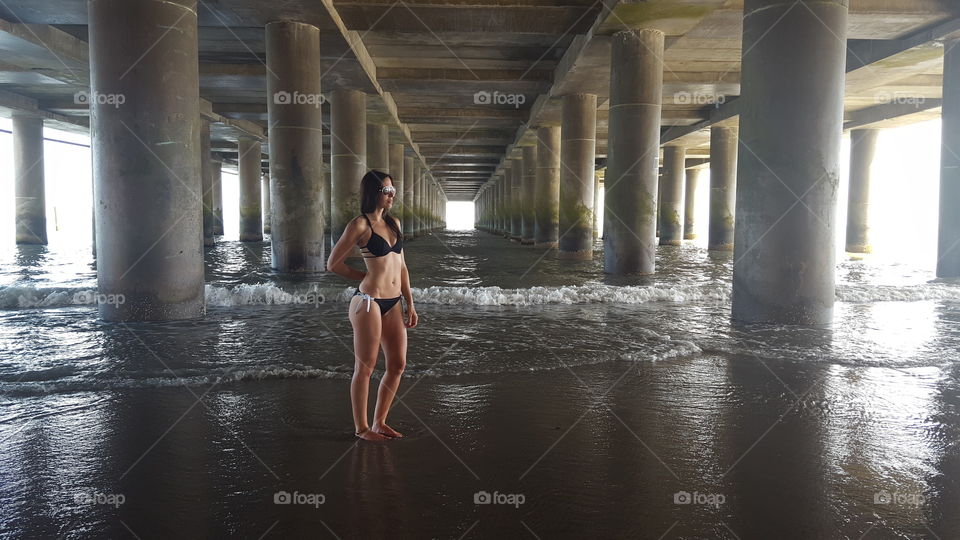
{"left": 327, "top": 170, "right": 418, "bottom": 441}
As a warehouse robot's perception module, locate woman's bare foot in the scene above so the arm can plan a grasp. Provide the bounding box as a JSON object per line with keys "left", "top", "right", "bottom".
{"left": 370, "top": 422, "right": 403, "bottom": 438}
{"left": 355, "top": 428, "right": 389, "bottom": 441}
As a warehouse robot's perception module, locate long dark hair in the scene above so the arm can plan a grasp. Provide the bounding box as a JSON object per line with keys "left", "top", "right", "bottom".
{"left": 360, "top": 170, "right": 402, "bottom": 241}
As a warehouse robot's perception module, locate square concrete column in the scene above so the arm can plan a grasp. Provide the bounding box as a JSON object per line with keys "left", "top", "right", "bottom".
{"left": 330, "top": 89, "right": 366, "bottom": 246}
{"left": 200, "top": 120, "right": 214, "bottom": 246}
{"left": 510, "top": 157, "right": 524, "bottom": 240}
{"left": 732, "top": 0, "right": 848, "bottom": 324}
{"left": 403, "top": 156, "right": 414, "bottom": 238}
{"left": 604, "top": 29, "right": 664, "bottom": 273}
{"left": 367, "top": 124, "right": 389, "bottom": 171}
{"left": 708, "top": 126, "right": 737, "bottom": 251}
{"left": 238, "top": 137, "right": 263, "bottom": 242}
{"left": 938, "top": 39, "right": 960, "bottom": 277}
{"left": 521, "top": 145, "right": 537, "bottom": 244}
{"left": 265, "top": 21, "right": 324, "bottom": 270}
{"left": 534, "top": 126, "right": 560, "bottom": 247}
{"left": 12, "top": 114, "right": 47, "bottom": 245}
{"left": 558, "top": 93, "right": 597, "bottom": 259}
{"left": 659, "top": 146, "right": 685, "bottom": 246}
{"left": 846, "top": 129, "right": 879, "bottom": 254}
{"left": 212, "top": 161, "right": 224, "bottom": 236}
{"left": 89, "top": 0, "right": 203, "bottom": 321}
{"left": 684, "top": 168, "right": 701, "bottom": 240}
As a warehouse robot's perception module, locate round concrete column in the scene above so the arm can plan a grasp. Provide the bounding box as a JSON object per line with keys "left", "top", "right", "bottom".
{"left": 323, "top": 168, "right": 331, "bottom": 233}
{"left": 593, "top": 172, "right": 601, "bottom": 240}
{"left": 558, "top": 93, "right": 597, "bottom": 259}
{"left": 265, "top": 21, "right": 324, "bottom": 270}
{"left": 535, "top": 126, "right": 560, "bottom": 247}
{"left": 732, "top": 0, "right": 848, "bottom": 324}
{"left": 411, "top": 163, "right": 421, "bottom": 236}
{"left": 603, "top": 29, "right": 663, "bottom": 273}
{"left": 212, "top": 161, "right": 224, "bottom": 236}
{"left": 367, "top": 124, "right": 388, "bottom": 171}
{"left": 89, "top": 0, "right": 203, "bottom": 321}
{"left": 684, "top": 168, "right": 701, "bottom": 240}
{"left": 846, "top": 129, "right": 879, "bottom": 253}
{"left": 510, "top": 158, "right": 523, "bottom": 240}
{"left": 330, "top": 89, "right": 366, "bottom": 245}
{"left": 403, "top": 156, "right": 414, "bottom": 238}
{"left": 389, "top": 143, "right": 404, "bottom": 191}
{"left": 709, "top": 126, "right": 737, "bottom": 251}
{"left": 200, "top": 120, "right": 214, "bottom": 246}
{"left": 261, "top": 173, "right": 271, "bottom": 235}
{"left": 12, "top": 114, "right": 47, "bottom": 245}
{"left": 238, "top": 137, "right": 262, "bottom": 242}
{"left": 659, "top": 146, "right": 685, "bottom": 246}
{"left": 940, "top": 40, "right": 960, "bottom": 277}
{"left": 521, "top": 145, "right": 537, "bottom": 244}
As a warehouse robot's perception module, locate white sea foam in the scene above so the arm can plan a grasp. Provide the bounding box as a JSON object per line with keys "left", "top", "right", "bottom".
{"left": 836, "top": 282, "right": 960, "bottom": 303}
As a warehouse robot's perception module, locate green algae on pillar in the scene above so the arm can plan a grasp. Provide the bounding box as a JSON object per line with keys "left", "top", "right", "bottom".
{"left": 659, "top": 146, "right": 685, "bottom": 247}
{"left": 708, "top": 126, "right": 736, "bottom": 251}
{"left": 558, "top": 94, "right": 597, "bottom": 259}
{"left": 535, "top": 126, "right": 560, "bottom": 247}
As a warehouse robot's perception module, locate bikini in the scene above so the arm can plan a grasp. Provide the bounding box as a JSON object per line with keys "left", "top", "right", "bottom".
{"left": 353, "top": 214, "right": 404, "bottom": 316}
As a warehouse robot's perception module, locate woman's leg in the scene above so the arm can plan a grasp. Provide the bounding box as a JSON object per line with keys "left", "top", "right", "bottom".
{"left": 348, "top": 296, "right": 388, "bottom": 441}
{"left": 372, "top": 299, "right": 407, "bottom": 437}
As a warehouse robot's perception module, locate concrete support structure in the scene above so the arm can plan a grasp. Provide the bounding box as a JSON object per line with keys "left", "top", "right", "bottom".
{"left": 212, "top": 161, "right": 224, "bottom": 236}
{"left": 684, "top": 168, "right": 701, "bottom": 240}
{"left": 940, "top": 39, "right": 960, "bottom": 277}
{"left": 558, "top": 93, "right": 597, "bottom": 259}
{"left": 200, "top": 120, "right": 214, "bottom": 246}
{"left": 603, "top": 28, "right": 664, "bottom": 273}
{"left": 330, "top": 89, "right": 366, "bottom": 245}
{"left": 521, "top": 145, "right": 537, "bottom": 244}
{"left": 403, "top": 156, "right": 414, "bottom": 238}
{"left": 89, "top": 0, "right": 203, "bottom": 321}
{"left": 12, "top": 114, "right": 47, "bottom": 245}
{"left": 389, "top": 144, "right": 404, "bottom": 224}
{"left": 412, "top": 164, "right": 422, "bottom": 236}
{"left": 367, "top": 124, "right": 388, "bottom": 172}
{"left": 593, "top": 172, "right": 601, "bottom": 240}
{"left": 238, "top": 137, "right": 262, "bottom": 242}
{"left": 323, "top": 168, "right": 331, "bottom": 233}
{"left": 845, "top": 129, "right": 879, "bottom": 253}
{"left": 732, "top": 0, "right": 848, "bottom": 324}
{"left": 534, "top": 126, "right": 560, "bottom": 247}
{"left": 510, "top": 157, "right": 523, "bottom": 240}
{"left": 261, "top": 173, "right": 271, "bottom": 235}
{"left": 709, "top": 126, "right": 737, "bottom": 251}
{"left": 659, "top": 146, "right": 685, "bottom": 246}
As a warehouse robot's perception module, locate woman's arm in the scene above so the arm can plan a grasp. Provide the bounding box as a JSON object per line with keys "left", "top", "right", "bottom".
{"left": 326, "top": 217, "right": 366, "bottom": 281}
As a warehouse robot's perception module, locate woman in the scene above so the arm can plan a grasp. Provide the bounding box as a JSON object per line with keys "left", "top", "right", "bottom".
{"left": 327, "top": 170, "right": 418, "bottom": 441}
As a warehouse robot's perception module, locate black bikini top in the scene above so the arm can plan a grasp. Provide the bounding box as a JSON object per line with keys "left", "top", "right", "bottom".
{"left": 359, "top": 214, "right": 402, "bottom": 258}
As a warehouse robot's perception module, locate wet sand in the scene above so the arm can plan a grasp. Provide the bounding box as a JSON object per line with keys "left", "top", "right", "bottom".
{"left": 3, "top": 350, "right": 958, "bottom": 539}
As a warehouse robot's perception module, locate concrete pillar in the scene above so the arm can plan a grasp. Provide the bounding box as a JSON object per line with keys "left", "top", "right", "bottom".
{"left": 535, "top": 126, "right": 560, "bottom": 247}
{"left": 389, "top": 144, "right": 404, "bottom": 195}
{"left": 411, "top": 164, "right": 421, "bottom": 236}
{"left": 845, "top": 129, "right": 879, "bottom": 253}
{"left": 12, "top": 114, "right": 47, "bottom": 245}
{"left": 521, "top": 145, "right": 537, "bottom": 244}
{"left": 510, "top": 157, "right": 523, "bottom": 240}
{"left": 330, "top": 89, "right": 366, "bottom": 245}
{"left": 403, "top": 156, "right": 414, "bottom": 238}
{"left": 88, "top": 0, "right": 203, "bottom": 321}
{"left": 261, "top": 173, "right": 271, "bottom": 235}
{"left": 200, "top": 120, "right": 214, "bottom": 246}
{"left": 603, "top": 29, "right": 664, "bottom": 273}
{"left": 212, "top": 161, "right": 224, "bottom": 236}
{"left": 323, "top": 168, "right": 331, "bottom": 233}
{"left": 593, "top": 172, "right": 601, "bottom": 240}
{"left": 558, "top": 93, "right": 597, "bottom": 259}
{"left": 367, "top": 124, "right": 388, "bottom": 171}
{"left": 940, "top": 39, "right": 960, "bottom": 277}
{"left": 266, "top": 21, "right": 324, "bottom": 271}
{"left": 684, "top": 168, "right": 701, "bottom": 240}
{"left": 656, "top": 173, "right": 662, "bottom": 238}
{"left": 732, "top": 0, "right": 848, "bottom": 324}
{"left": 238, "top": 137, "right": 262, "bottom": 242}
{"left": 659, "top": 146, "right": 685, "bottom": 246}
{"left": 709, "top": 126, "right": 737, "bottom": 251}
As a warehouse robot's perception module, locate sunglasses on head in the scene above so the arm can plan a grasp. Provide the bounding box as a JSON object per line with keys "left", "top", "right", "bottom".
{"left": 380, "top": 186, "right": 397, "bottom": 196}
